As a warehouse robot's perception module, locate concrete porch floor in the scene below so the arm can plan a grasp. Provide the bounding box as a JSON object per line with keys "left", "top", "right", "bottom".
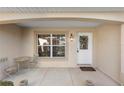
{"left": 4, "top": 68, "right": 118, "bottom": 86}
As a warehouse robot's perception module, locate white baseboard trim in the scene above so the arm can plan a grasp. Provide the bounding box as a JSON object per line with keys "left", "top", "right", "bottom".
{"left": 96, "top": 67, "right": 121, "bottom": 85}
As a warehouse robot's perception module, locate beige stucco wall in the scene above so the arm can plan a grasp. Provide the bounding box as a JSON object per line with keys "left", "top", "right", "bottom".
{"left": 0, "top": 24, "right": 21, "bottom": 79}
{"left": 21, "top": 28, "right": 97, "bottom": 67}
{"left": 96, "top": 24, "right": 121, "bottom": 83}
{"left": 120, "top": 24, "right": 124, "bottom": 84}
{"left": 21, "top": 29, "right": 34, "bottom": 56}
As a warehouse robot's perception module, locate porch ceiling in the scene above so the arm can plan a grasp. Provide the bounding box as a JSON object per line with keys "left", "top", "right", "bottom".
{"left": 0, "top": 7, "right": 124, "bottom": 24}
{"left": 0, "top": 7, "right": 124, "bottom": 13}
{"left": 16, "top": 20, "right": 103, "bottom": 28}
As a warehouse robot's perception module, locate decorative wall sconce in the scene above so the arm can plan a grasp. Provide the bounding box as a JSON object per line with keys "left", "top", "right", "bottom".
{"left": 70, "top": 33, "right": 74, "bottom": 41}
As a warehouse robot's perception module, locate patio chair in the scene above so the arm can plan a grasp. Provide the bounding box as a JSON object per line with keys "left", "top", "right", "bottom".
{"left": 3, "top": 61, "right": 17, "bottom": 78}
{"left": 28, "top": 55, "right": 38, "bottom": 69}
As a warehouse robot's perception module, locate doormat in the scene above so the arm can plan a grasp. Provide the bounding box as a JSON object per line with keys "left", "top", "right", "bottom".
{"left": 80, "top": 67, "right": 96, "bottom": 71}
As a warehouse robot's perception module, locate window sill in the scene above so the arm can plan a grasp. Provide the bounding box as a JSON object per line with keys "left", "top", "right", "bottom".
{"left": 38, "top": 57, "right": 66, "bottom": 59}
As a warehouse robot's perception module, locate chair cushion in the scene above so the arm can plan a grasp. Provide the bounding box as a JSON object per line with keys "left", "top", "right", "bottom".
{"left": 5, "top": 66, "right": 17, "bottom": 74}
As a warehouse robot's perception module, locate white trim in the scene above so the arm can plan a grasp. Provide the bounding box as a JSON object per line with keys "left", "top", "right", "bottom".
{"left": 50, "top": 34, "right": 53, "bottom": 58}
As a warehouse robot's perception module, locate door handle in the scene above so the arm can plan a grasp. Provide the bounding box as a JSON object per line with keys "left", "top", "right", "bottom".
{"left": 77, "top": 49, "right": 79, "bottom": 53}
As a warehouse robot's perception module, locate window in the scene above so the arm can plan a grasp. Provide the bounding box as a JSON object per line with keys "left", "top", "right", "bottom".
{"left": 37, "top": 33, "right": 66, "bottom": 58}
{"left": 80, "top": 36, "right": 88, "bottom": 49}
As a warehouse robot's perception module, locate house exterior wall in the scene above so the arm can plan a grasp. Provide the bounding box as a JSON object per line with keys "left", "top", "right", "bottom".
{"left": 21, "top": 28, "right": 97, "bottom": 67}
{"left": 21, "top": 28, "right": 34, "bottom": 57}
{"left": 96, "top": 24, "right": 121, "bottom": 83}
{"left": 121, "top": 24, "right": 124, "bottom": 84}
{"left": 0, "top": 24, "right": 21, "bottom": 79}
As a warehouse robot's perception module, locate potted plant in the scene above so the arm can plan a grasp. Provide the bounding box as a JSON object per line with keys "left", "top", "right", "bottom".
{"left": 0, "top": 80, "right": 14, "bottom": 86}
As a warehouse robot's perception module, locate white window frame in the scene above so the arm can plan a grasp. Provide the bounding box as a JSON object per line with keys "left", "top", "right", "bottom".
{"left": 36, "top": 33, "right": 66, "bottom": 58}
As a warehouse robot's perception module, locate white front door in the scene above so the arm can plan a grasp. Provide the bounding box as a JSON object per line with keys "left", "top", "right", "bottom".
{"left": 77, "top": 32, "right": 93, "bottom": 64}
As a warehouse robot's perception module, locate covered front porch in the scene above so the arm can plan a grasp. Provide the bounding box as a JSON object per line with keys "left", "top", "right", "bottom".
{"left": 0, "top": 8, "right": 124, "bottom": 86}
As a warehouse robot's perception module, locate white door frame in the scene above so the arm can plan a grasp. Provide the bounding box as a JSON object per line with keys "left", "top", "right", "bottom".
{"left": 76, "top": 32, "right": 93, "bottom": 65}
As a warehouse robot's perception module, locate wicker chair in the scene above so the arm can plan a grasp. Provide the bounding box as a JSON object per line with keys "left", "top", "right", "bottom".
{"left": 28, "top": 55, "right": 38, "bottom": 68}
{"left": 3, "top": 61, "right": 17, "bottom": 78}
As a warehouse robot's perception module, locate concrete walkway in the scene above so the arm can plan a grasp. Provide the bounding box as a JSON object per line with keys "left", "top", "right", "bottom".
{"left": 4, "top": 68, "right": 118, "bottom": 86}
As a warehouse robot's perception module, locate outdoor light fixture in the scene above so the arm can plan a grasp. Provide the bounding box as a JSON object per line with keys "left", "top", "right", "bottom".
{"left": 70, "top": 33, "right": 74, "bottom": 41}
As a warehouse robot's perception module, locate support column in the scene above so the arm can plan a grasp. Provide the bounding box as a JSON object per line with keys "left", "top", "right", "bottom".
{"left": 121, "top": 24, "right": 124, "bottom": 85}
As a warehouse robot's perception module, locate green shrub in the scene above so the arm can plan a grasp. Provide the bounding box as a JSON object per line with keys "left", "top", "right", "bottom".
{"left": 0, "top": 80, "right": 14, "bottom": 86}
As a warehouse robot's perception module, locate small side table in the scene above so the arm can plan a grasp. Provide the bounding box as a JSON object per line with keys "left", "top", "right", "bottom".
{"left": 14, "top": 56, "right": 31, "bottom": 71}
